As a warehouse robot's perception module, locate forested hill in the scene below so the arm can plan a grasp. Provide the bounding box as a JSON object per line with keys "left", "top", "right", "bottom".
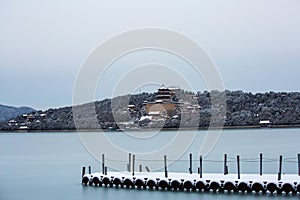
{"left": 1, "top": 90, "right": 300, "bottom": 131}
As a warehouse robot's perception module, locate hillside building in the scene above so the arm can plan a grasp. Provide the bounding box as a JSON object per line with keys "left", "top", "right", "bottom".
{"left": 146, "top": 85, "right": 179, "bottom": 119}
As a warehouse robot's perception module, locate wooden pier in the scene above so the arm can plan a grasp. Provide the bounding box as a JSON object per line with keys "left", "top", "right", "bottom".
{"left": 81, "top": 153, "right": 300, "bottom": 195}
{"left": 82, "top": 172, "right": 300, "bottom": 195}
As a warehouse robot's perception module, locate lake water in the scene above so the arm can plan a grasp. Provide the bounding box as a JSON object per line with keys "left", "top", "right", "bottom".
{"left": 0, "top": 128, "right": 299, "bottom": 200}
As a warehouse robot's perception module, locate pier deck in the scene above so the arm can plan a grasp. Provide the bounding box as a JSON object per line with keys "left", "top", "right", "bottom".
{"left": 82, "top": 171, "right": 300, "bottom": 195}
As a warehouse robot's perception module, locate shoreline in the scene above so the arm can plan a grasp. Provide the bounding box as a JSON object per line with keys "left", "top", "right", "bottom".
{"left": 1, "top": 124, "right": 300, "bottom": 133}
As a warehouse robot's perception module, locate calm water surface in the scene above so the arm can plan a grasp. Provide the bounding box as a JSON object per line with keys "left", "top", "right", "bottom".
{"left": 0, "top": 128, "right": 299, "bottom": 200}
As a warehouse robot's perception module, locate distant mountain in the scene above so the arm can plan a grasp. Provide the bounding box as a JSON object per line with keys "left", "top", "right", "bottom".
{"left": 0, "top": 104, "right": 36, "bottom": 122}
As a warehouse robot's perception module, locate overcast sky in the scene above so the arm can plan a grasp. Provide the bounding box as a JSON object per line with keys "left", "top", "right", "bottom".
{"left": 1, "top": 0, "right": 299, "bottom": 110}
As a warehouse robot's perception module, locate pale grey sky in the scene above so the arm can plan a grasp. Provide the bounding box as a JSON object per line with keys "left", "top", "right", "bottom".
{"left": 0, "top": 0, "right": 299, "bottom": 110}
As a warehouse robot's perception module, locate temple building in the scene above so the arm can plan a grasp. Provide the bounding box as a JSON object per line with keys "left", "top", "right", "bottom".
{"left": 146, "top": 85, "right": 179, "bottom": 119}
{"left": 155, "top": 84, "right": 174, "bottom": 101}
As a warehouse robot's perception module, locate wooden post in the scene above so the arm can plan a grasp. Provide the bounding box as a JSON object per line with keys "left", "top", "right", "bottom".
{"left": 224, "top": 154, "right": 228, "bottom": 175}
{"left": 145, "top": 166, "right": 150, "bottom": 172}
{"left": 189, "top": 153, "right": 192, "bottom": 174}
{"left": 237, "top": 155, "right": 240, "bottom": 179}
{"left": 104, "top": 167, "right": 107, "bottom": 175}
{"left": 139, "top": 164, "right": 142, "bottom": 172}
{"left": 132, "top": 154, "right": 135, "bottom": 176}
{"left": 278, "top": 155, "right": 282, "bottom": 181}
{"left": 199, "top": 155, "right": 202, "bottom": 178}
{"left": 259, "top": 153, "right": 263, "bottom": 176}
{"left": 88, "top": 166, "right": 91, "bottom": 174}
{"left": 164, "top": 155, "right": 168, "bottom": 178}
{"left": 298, "top": 153, "right": 300, "bottom": 176}
{"left": 128, "top": 153, "right": 131, "bottom": 172}
{"left": 82, "top": 167, "right": 86, "bottom": 178}
{"left": 102, "top": 154, "right": 105, "bottom": 174}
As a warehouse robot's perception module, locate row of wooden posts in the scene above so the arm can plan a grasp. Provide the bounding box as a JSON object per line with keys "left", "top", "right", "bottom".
{"left": 84, "top": 153, "right": 300, "bottom": 181}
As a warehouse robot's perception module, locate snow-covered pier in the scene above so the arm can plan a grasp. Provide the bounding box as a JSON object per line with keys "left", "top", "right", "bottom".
{"left": 82, "top": 153, "right": 300, "bottom": 195}
{"left": 82, "top": 171, "right": 300, "bottom": 195}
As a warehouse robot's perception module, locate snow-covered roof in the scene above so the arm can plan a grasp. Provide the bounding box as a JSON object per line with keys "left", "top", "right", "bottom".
{"left": 149, "top": 111, "right": 160, "bottom": 115}
{"left": 19, "top": 126, "right": 28, "bottom": 129}
{"left": 259, "top": 120, "right": 270, "bottom": 124}
{"left": 158, "top": 84, "right": 169, "bottom": 90}
{"left": 139, "top": 116, "right": 152, "bottom": 121}
{"left": 168, "top": 86, "right": 180, "bottom": 90}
